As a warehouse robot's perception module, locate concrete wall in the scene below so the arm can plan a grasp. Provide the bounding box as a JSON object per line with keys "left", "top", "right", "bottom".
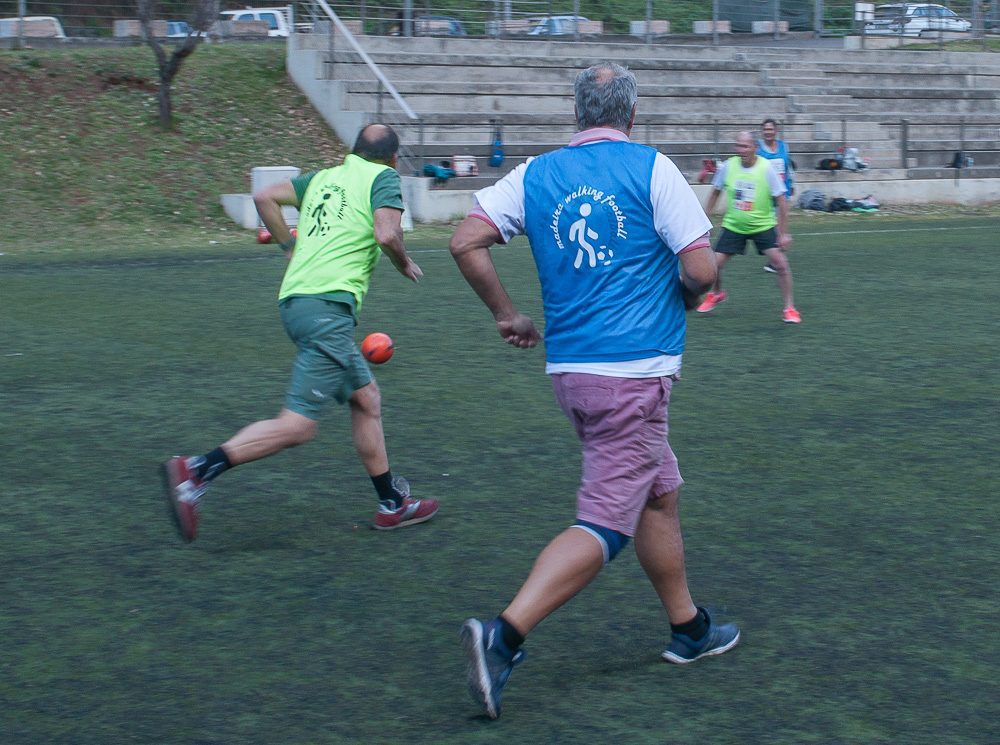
{"left": 404, "top": 176, "right": 999, "bottom": 224}
{"left": 113, "top": 20, "right": 167, "bottom": 38}
{"left": 286, "top": 44, "right": 368, "bottom": 147}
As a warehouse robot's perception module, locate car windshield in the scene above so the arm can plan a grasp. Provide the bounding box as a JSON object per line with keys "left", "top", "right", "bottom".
{"left": 874, "top": 6, "right": 906, "bottom": 19}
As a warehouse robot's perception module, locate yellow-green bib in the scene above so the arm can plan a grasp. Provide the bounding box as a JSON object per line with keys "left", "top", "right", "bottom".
{"left": 721, "top": 156, "right": 777, "bottom": 234}
{"left": 278, "top": 154, "right": 391, "bottom": 312}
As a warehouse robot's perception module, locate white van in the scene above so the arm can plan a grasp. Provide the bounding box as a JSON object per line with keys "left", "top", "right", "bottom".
{"left": 218, "top": 7, "right": 292, "bottom": 37}
{"left": 0, "top": 16, "right": 67, "bottom": 39}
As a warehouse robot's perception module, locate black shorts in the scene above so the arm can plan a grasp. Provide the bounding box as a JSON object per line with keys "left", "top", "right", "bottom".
{"left": 715, "top": 227, "right": 778, "bottom": 256}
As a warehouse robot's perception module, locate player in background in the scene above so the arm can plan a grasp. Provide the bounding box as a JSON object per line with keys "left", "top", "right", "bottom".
{"left": 698, "top": 130, "right": 800, "bottom": 323}
{"left": 757, "top": 118, "right": 794, "bottom": 274}
{"left": 161, "top": 124, "right": 438, "bottom": 543}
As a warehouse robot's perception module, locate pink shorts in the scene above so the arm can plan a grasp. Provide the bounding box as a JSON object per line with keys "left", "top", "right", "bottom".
{"left": 551, "top": 373, "right": 684, "bottom": 537}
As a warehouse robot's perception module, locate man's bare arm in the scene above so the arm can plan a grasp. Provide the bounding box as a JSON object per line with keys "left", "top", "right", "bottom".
{"left": 704, "top": 187, "right": 722, "bottom": 217}
{"left": 373, "top": 207, "right": 422, "bottom": 282}
{"left": 449, "top": 217, "right": 540, "bottom": 348}
{"left": 253, "top": 180, "right": 298, "bottom": 254}
{"left": 678, "top": 241, "right": 717, "bottom": 310}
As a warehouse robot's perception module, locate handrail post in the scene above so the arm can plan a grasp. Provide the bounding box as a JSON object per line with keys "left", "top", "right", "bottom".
{"left": 419, "top": 120, "right": 426, "bottom": 172}
{"left": 955, "top": 118, "right": 964, "bottom": 184}
{"left": 900, "top": 119, "right": 909, "bottom": 170}
{"left": 16, "top": 0, "right": 25, "bottom": 50}
{"left": 328, "top": 12, "right": 335, "bottom": 79}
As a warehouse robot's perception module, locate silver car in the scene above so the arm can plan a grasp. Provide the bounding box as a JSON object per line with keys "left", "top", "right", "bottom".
{"left": 527, "top": 15, "right": 591, "bottom": 36}
{"left": 864, "top": 3, "right": 972, "bottom": 36}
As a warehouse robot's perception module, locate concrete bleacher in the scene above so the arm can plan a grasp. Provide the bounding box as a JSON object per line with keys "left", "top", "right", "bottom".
{"left": 286, "top": 32, "right": 1000, "bottom": 221}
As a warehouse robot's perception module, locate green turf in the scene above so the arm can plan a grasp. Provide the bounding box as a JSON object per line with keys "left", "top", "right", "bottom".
{"left": 1, "top": 214, "right": 998, "bottom": 744}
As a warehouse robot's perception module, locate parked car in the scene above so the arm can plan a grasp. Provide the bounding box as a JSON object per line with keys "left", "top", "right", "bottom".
{"left": 0, "top": 15, "right": 66, "bottom": 39}
{"left": 218, "top": 7, "right": 292, "bottom": 37}
{"left": 864, "top": 3, "right": 972, "bottom": 36}
{"left": 166, "top": 20, "right": 207, "bottom": 38}
{"left": 527, "top": 15, "right": 591, "bottom": 36}
{"left": 414, "top": 15, "right": 466, "bottom": 36}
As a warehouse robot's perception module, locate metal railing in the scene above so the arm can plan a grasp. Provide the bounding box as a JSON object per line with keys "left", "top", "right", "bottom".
{"left": 309, "top": 0, "right": 992, "bottom": 39}
{"left": 310, "top": 0, "right": 424, "bottom": 172}
{"left": 4, "top": 0, "right": 996, "bottom": 46}
{"left": 884, "top": 117, "right": 1000, "bottom": 169}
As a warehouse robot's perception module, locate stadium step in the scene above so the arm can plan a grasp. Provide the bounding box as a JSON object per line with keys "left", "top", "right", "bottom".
{"left": 287, "top": 30, "right": 1000, "bottom": 215}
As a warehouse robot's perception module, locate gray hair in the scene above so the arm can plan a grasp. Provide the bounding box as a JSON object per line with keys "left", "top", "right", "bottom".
{"left": 574, "top": 63, "right": 638, "bottom": 131}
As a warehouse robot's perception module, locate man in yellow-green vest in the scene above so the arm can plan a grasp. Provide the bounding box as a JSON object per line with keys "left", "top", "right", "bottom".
{"left": 697, "top": 130, "right": 800, "bottom": 324}
{"left": 161, "top": 124, "right": 439, "bottom": 544}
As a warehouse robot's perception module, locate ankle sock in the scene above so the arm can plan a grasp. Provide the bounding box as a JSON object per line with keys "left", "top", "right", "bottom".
{"left": 371, "top": 471, "right": 402, "bottom": 508}
{"left": 192, "top": 447, "right": 231, "bottom": 482}
{"left": 498, "top": 615, "right": 525, "bottom": 652}
{"left": 671, "top": 607, "right": 709, "bottom": 641}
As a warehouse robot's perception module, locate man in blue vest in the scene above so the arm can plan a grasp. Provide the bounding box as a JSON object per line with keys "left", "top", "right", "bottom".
{"left": 449, "top": 62, "right": 741, "bottom": 720}
{"left": 757, "top": 118, "right": 794, "bottom": 274}
{"left": 758, "top": 118, "right": 795, "bottom": 199}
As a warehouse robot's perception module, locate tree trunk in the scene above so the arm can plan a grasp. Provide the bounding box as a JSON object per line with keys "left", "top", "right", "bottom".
{"left": 137, "top": 0, "right": 218, "bottom": 130}
{"left": 158, "top": 74, "right": 172, "bottom": 129}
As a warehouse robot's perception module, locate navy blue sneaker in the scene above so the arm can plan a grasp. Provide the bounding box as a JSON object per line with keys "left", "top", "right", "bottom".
{"left": 460, "top": 618, "right": 525, "bottom": 719}
{"left": 662, "top": 608, "right": 740, "bottom": 664}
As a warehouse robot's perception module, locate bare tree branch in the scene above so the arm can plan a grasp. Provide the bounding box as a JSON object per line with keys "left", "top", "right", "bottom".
{"left": 137, "top": 0, "right": 220, "bottom": 129}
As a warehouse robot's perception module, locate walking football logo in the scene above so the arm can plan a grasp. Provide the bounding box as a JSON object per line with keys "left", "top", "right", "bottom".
{"left": 549, "top": 186, "right": 628, "bottom": 269}
{"left": 306, "top": 185, "right": 348, "bottom": 238}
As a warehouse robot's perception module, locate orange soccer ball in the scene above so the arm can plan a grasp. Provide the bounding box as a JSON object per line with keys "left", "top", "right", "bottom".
{"left": 361, "top": 332, "right": 394, "bottom": 364}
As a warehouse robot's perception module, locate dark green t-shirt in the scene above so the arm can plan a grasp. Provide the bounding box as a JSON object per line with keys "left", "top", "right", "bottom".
{"left": 292, "top": 168, "right": 404, "bottom": 212}
{"left": 280, "top": 159, "right": 404, "bottom": 316}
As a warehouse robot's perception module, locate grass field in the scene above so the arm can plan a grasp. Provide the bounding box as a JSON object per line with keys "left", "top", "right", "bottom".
{"left": 2, "top": 213, "right": 998, "bottom": 744}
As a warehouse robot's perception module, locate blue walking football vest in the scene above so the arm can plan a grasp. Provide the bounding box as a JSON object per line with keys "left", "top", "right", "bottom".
{"left": 523, "top": 141, "right": 686, "bottom": 363}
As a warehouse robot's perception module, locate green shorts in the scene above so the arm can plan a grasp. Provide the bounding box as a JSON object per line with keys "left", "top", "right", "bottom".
{"left": 279, "top": 296, "right": 372, "bottom": 419}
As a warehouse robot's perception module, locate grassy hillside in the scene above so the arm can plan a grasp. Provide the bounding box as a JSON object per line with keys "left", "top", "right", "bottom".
{"left": 0, "top": 42, "right": 346, "bottom": 246}
{"left": 3, "top": 40, "right": 995, "bottom": 258}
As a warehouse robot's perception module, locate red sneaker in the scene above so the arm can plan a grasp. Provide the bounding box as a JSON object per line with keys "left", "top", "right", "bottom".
{"left": 696, "top": 290, "right": 728, "bottom": 313}
{"left": 782, "top": 307, "right": 802, "bottom": 324}
{"left": 373, "top": 478, "right": 439, "bottom": 531}
{"left": 374, "top": 497, "right": 440, "bottom": 530}
{"left": 372, "top": 476, "right": 439, "bottom": 530}
{"left": 161, "top": 456, "right": 206, "bottom": 543}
